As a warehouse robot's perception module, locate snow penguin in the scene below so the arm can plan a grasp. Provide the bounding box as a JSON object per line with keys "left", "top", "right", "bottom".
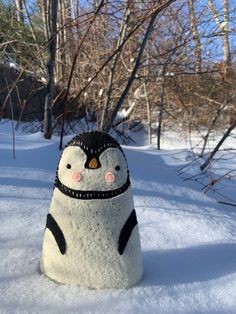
{"left": 40, "top": 131, "right": 143, "bottom": 289}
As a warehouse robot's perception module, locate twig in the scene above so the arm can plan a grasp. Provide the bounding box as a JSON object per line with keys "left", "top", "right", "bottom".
{"left": 4, "top": 76, "right": 16, "bottom": 159}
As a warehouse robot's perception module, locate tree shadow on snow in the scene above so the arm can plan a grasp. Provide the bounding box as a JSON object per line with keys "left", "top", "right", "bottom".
{"left": 126, "top": 148, "right": 236, "bottom": 217}
{"left": 141, "top": 243, "right": 236, "bottom": 286}
{"left": 0, "top": 177, "right": 53, "bottom": 189}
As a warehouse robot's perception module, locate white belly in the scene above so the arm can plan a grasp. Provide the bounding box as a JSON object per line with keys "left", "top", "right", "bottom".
{"left": 41, "top": 187, "right": 143, "bottom": 289}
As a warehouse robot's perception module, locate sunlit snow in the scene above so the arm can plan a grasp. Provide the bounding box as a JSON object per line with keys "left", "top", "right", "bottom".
{"left": 0, "top": 120, "right": 236, "bottom": 314}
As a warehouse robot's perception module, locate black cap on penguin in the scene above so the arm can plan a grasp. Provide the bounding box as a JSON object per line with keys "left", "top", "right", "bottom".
{"left": 66, "top": 131, "right": 124, "bottom": 169}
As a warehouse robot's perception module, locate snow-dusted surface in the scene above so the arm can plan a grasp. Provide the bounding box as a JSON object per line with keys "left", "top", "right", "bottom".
{"left": 1, "top": 121, "right": 236, "bottom": 314}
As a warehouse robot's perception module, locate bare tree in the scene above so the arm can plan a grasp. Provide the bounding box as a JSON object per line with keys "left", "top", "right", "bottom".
{"left": 188, "top": 0, "right": 201, "bottom": 72}
{"left": 43, "top": 0, "right": 58, "bottom": 138}
{"left": 15, "top": 0, "right": 24, "bottom": 24}
{"left": 196, "top": 94, "right": 233, "bottom": 156}
{"left": 144, "top": 81, "right": 152, "bottom": 145}
{"left": 100, "top": 0, "right": 131, "bottom": 131}
{"left": 22, "top": 0, "right": 46, "bottom": 72}
{"left": 200, "top": 95, "right": 236, "bottom": 171}
{"left": 39, "top": 0, "right": 50, "bottom": 41}
{"left": 59, "top": 0, "right": 105, "bottom": 149}
{"left": 104, "top": 0, "right": 177, "bottom": 133}
{"left": 157, "top": 65, "right": 166, "bottom": 150}
{"left": 208, "top": 0, "right": 231, "bottom": 75}
{"left": 3, "top": 0, "right": 236, "bottom": 149}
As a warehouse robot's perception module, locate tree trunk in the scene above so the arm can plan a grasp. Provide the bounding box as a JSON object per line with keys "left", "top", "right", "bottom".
{"left": 59, "top": 0, "right": 105, "bottom": 149}
{"left": 22, "top": 0, "right": 46, "bottom": 71}
{"left": 144, "top": 82, "right": 152, "bottom": 145}
{"left": 15, "top": 0, "right": 24, "bottom": 24}
{"left": 40, "top": 0, "right": 50, "bottom": 42}
{"left": 200, "top": 113, "right": 236, "bottom": 171}
{"left": 188, "top": 0, "right": 201, "bottom": 73}
{"left": 222, "top": 0, "right": 231, "bottom": 74}
{"left": 157, "top": 66, "right": 166, "bottom": 150}
{"left": 100, "top": 0, "right": 131, "bottom": 131}
{"left": 200, "top": 96, "right": 233, "bottom": 156}
{"left": 43, "top": 0, "right": 58, "bottom": 139}
{"left": 59, "top": 0, "right": 73, "bottom": 84}
{"left": 208, "top": 0, "right": 231, "bottom": 76}
{"left": 103, "top": 9, "right": 158, "bottom": 133}
{"left": 103, "top": 0, "right": 177, "bottom": 133}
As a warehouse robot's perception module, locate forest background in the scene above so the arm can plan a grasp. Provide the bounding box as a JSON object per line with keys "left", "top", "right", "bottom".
{"left": 0, "top": 0, "right": 235, "bottom": 152}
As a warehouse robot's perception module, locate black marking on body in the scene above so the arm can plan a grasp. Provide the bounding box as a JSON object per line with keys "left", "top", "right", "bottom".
{"left": 118, "top": 209, "right": 138, "bottom": 255}
{"left": 46, "top": 214, "right": 66, "bottom": 255}
{"left": 54, "top": 176, "right": 130, "bottom": 200}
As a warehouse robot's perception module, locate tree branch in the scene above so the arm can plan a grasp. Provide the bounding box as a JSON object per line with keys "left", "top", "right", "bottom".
{"left": 104, "top": 0, "right": 177, "bottom": 133}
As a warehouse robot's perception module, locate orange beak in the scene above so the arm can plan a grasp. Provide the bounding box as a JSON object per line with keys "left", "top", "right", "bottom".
{"left": 88, "top": 157, "right": 99, "bottom": 169}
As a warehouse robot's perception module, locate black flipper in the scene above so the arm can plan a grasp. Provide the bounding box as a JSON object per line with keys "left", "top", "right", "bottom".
{"left": 46, "top": 213, "right": 66, "bottom": 255}
{"left": 118, "top": 209, "right": 138, "bottom": 255}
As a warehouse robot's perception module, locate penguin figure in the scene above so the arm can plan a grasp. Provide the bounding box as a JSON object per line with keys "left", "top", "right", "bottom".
{"left": 40, "top": 131, "right": 143, "bottom": 289}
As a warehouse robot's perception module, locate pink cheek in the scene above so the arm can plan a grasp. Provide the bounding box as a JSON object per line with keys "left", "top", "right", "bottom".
{"left": 72, "top": 172, "right": 82, "bottom": 182}
{"left": 105, "top": 172, "right": 115, "bottom": 183}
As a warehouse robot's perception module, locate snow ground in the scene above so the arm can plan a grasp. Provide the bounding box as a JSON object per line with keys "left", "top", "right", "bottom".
{"left": 0, "top": 121, "right": 236, "bottom": 314}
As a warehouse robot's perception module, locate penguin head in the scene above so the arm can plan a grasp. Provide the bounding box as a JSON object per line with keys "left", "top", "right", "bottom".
{"left": 56, "top": 131, "right": 130, "bottom": 195}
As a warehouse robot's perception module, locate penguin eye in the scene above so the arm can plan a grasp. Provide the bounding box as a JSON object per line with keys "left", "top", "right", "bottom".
{"left": 115, "top": 165, "right": 120, "bottom": 171}
{"left": 66, "top": 164, "right": 71, "bottom": 169}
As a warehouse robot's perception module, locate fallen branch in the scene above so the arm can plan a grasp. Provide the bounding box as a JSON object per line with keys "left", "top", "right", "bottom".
{"left": 200, "top": 113, "right": 236, "bottom": 171}
{"left": 218, "top": 201, "right": 236, "bottom": 208}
